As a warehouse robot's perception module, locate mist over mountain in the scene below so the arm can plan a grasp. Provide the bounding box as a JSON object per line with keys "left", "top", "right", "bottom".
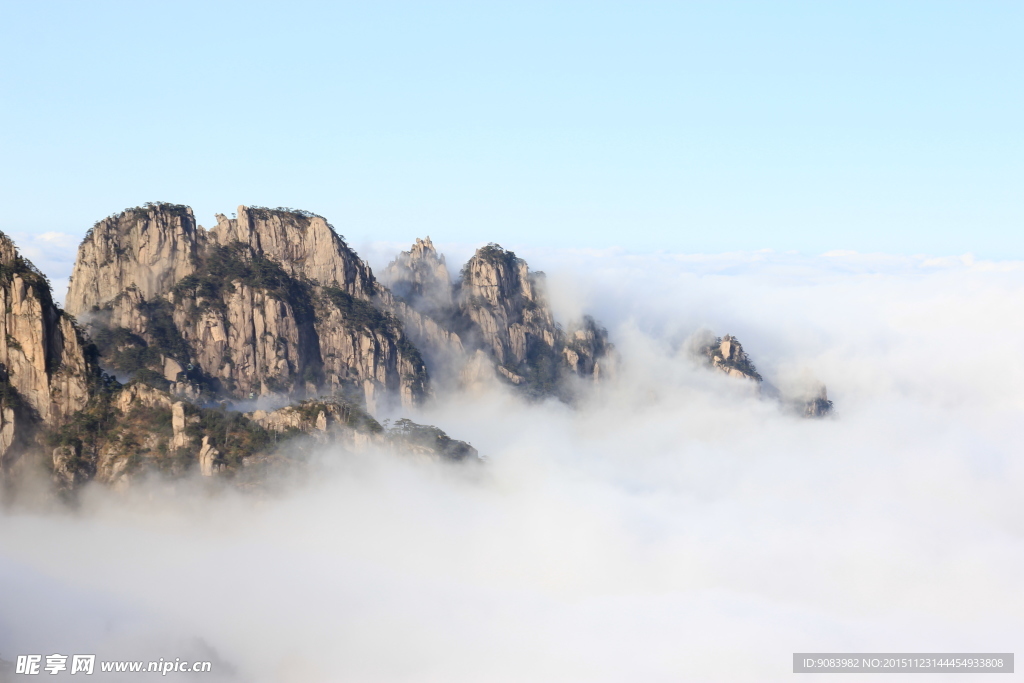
{"left": 0, "top": 203, "right": 824, "bottom": 501}
{"left": 2, "top": 0, "right": 1021, "bottom": 678}
{"left": 2, "top": 205, "right": 1018, "bottom": 682}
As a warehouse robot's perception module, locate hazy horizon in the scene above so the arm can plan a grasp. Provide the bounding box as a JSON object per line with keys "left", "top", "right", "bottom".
{"left": 6, "top": 217, "right": 1020, "bottom": 311}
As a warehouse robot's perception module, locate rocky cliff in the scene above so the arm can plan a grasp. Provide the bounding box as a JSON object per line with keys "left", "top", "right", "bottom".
{"left": 0, "top": 200, "right": 835, "bottom": 500}
{"left": 380, "top": 238, "right": 468, "bottom": 388}
{"left": 382, "top": 237, "right": 452, "bottom": 315}
{"left": 0, "top": 232, "right": 95, "bottom": 489}
{"left": 0, "top": 207, "right": 486, "bottom": 502}
{"left": 702, "top": 335, "right": 763, "bottom": 382}
{"left": 68, "top": 204, "right": 427, "bottom": 411}
{"left": 699, "top": 333, "right": 832, "bottom": 416}
{"left": 65, "top": 203, "right": 201, "bottom": 315}
{"left": 209, "top": 206, "right": 377, "bottom": 298}
{"left": 384, "top": 240, "right": 613, "bottom": 398}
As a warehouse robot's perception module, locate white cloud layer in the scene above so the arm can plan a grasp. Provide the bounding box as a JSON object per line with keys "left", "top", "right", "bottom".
{"left": 1, "top": 248, "right": 1022, "bottom": 682}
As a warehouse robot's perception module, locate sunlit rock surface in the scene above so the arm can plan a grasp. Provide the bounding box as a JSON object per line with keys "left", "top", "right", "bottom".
{"left": 386, "top": 240, "right": 613, "bottom": 399}
{"left": 1, "top": 202, "right": 828, "bottom": 500}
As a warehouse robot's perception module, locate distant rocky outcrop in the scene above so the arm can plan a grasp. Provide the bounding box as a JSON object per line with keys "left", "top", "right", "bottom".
{"left": 799, "top": 386, "right": 834, "bottom": 418}
{"left": 697, "top": 333, "right": 832, "bottom": 417}
{"left": 701, "top": 335, "right": 762, "bottom": 382}
{"left": 382, "top": 237, "right": 452, "bottom": 316}
{"left": 50, "top": 381, "right": 476, "bottom": 492}
{"left": 380, "top": 238, "right": 467, "bottom": 387}
{"left": 384, "top": 240, "right": 613, "bottom": 398}
{"left": 385, "top": 418, "right": 479, "bottom": 461}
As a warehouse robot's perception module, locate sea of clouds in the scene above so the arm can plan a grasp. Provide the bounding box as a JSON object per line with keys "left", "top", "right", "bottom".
{"left": 1, "top": 241, "right": 1022, "bottom": 682}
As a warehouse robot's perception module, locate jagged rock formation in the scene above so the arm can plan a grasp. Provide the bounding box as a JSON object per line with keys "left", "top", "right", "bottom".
{"left": 68, "top": 203, "right": 427, "bottom": 411}
{"left": 380, "top": 238, "right": 468, "bottom": 385}
{"left": 455, "top": 245, "right": 561, "bottom": 386}
{"left": 0, "top": 214, "right": 482, "bottom": 500}
{"left": 65, "top": 203, "right": 201, "bottom": 315}
{"left": 384, "top": 241, "right": 612, "bottom": 398}
{"left": 801, "top": 386, "right": 834, "bottom": 417}
{"left": 702, "top": 335, "right": 762, "bottom": 382}
{"left": 209, "top": 206, "right": 377, "bottom": 298}
{"left": 50, "top": 377, "right": 477, "bottom": 492}
{"left": 249, "top": 397, "right": 384, "bottom": 448}
{"left": 562, "top": 316, "right": 612, "bottom": 381}
{"left": 382, "top": 237, "right": 452, "bottom": 315}
{"left": 698, "top": 333, "right": 832, "bottom": 417}
{"left": 247, "top": 400, "right": 476, "bottom": 461}
{"left": 0, "top": 232, "right": 95, "bottom": 486}
{"left": 385, "top": 418, "right": 479, "bottom": 461}
{"left": 0, "top": 200, "right": 836, "bottom": 498}
{"left": 51, "top": 379, "right": 266, "bottom": 489}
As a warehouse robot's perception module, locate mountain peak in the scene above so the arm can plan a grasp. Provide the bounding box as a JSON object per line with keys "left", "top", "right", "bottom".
{"left": 410, "top": 236, "right": 442, "bottom": 261}
{"left": 209, "top": 205, "right": 376, "bottom": 297}
{"left": 65, "top": 203, "right": 426, "bottom": 412}
{"left": 382, "top": 237, "right": 453, "bottom": 314}
{"left": 384, "top": 239, "right": 611, "bottom": 399}
{"left": 65, "top": 203, "right": 201, "bottom": 316}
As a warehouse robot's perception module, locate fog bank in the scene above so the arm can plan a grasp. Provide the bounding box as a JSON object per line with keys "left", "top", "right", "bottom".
{"left": 2, "top": 249, "right": 1022, "bottom": 682}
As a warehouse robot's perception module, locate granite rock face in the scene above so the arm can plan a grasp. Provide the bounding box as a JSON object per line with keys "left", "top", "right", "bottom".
{"left": 382, "top": 237, "right": 452, "bottom": 315}
{"left": 209, "top": 206, "right": 377, "bottom": 298}
{"left": 698, "top": 332, "right": 832, "bottom": 417}
{"left": 0, "top": 232, "right": 95, "bottom": 485}
{"left": 562, "top": 316, "right": 612, "bottom": 382}
{"left": 0, "top": 205, "right": 483, "bottom": 499}
{"left": 65, "top": 203, "right": 201, "bottom": 316}
{"left": 4, "top": 199, "right": 834, "bottom": 499}
{"left": 702, "top": 335, "right": 763, "bottom": 382}
{"left": 456, "top": 245, "right": 559, "bottom": 376}
{"left": 380, "top": 238, "right": 468, "bottom": 384}
{"left": 384, "top": 240, "right": 613, "bottom": 398}
{"left": 68, "top": 204, "right": 427, "bottom": 410}
{"left": 800, "top": 385, "right": 834, "bottom": 417}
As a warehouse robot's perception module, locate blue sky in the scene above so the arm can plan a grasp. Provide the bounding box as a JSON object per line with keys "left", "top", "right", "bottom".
{"left": 1, "top": 1, "right": 1021, "bottom": 258}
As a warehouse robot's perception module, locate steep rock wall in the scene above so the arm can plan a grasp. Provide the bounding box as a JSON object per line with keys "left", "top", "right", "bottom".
{"left": 0, "top": 233, "right": 96, "bottom": 484}
{"left": 382, "top": 236, "right": 453, "bottom": 314}
{"left": 69, "top": 205, "right": 428, "bottom": 410}
{"left": 457, "top": 245, "right": 557, "bottom": 371}
{"left": 210, "top": 206, "right": 376, "bottom": 298}
{"left": 65, "top": 203, "right": 201, "bottom": 316}
{"left": 172, "top": 282, "right": 320, "bottom": 399}
{"left": 384, "top": 240, "right": 612, "bottom": 398}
